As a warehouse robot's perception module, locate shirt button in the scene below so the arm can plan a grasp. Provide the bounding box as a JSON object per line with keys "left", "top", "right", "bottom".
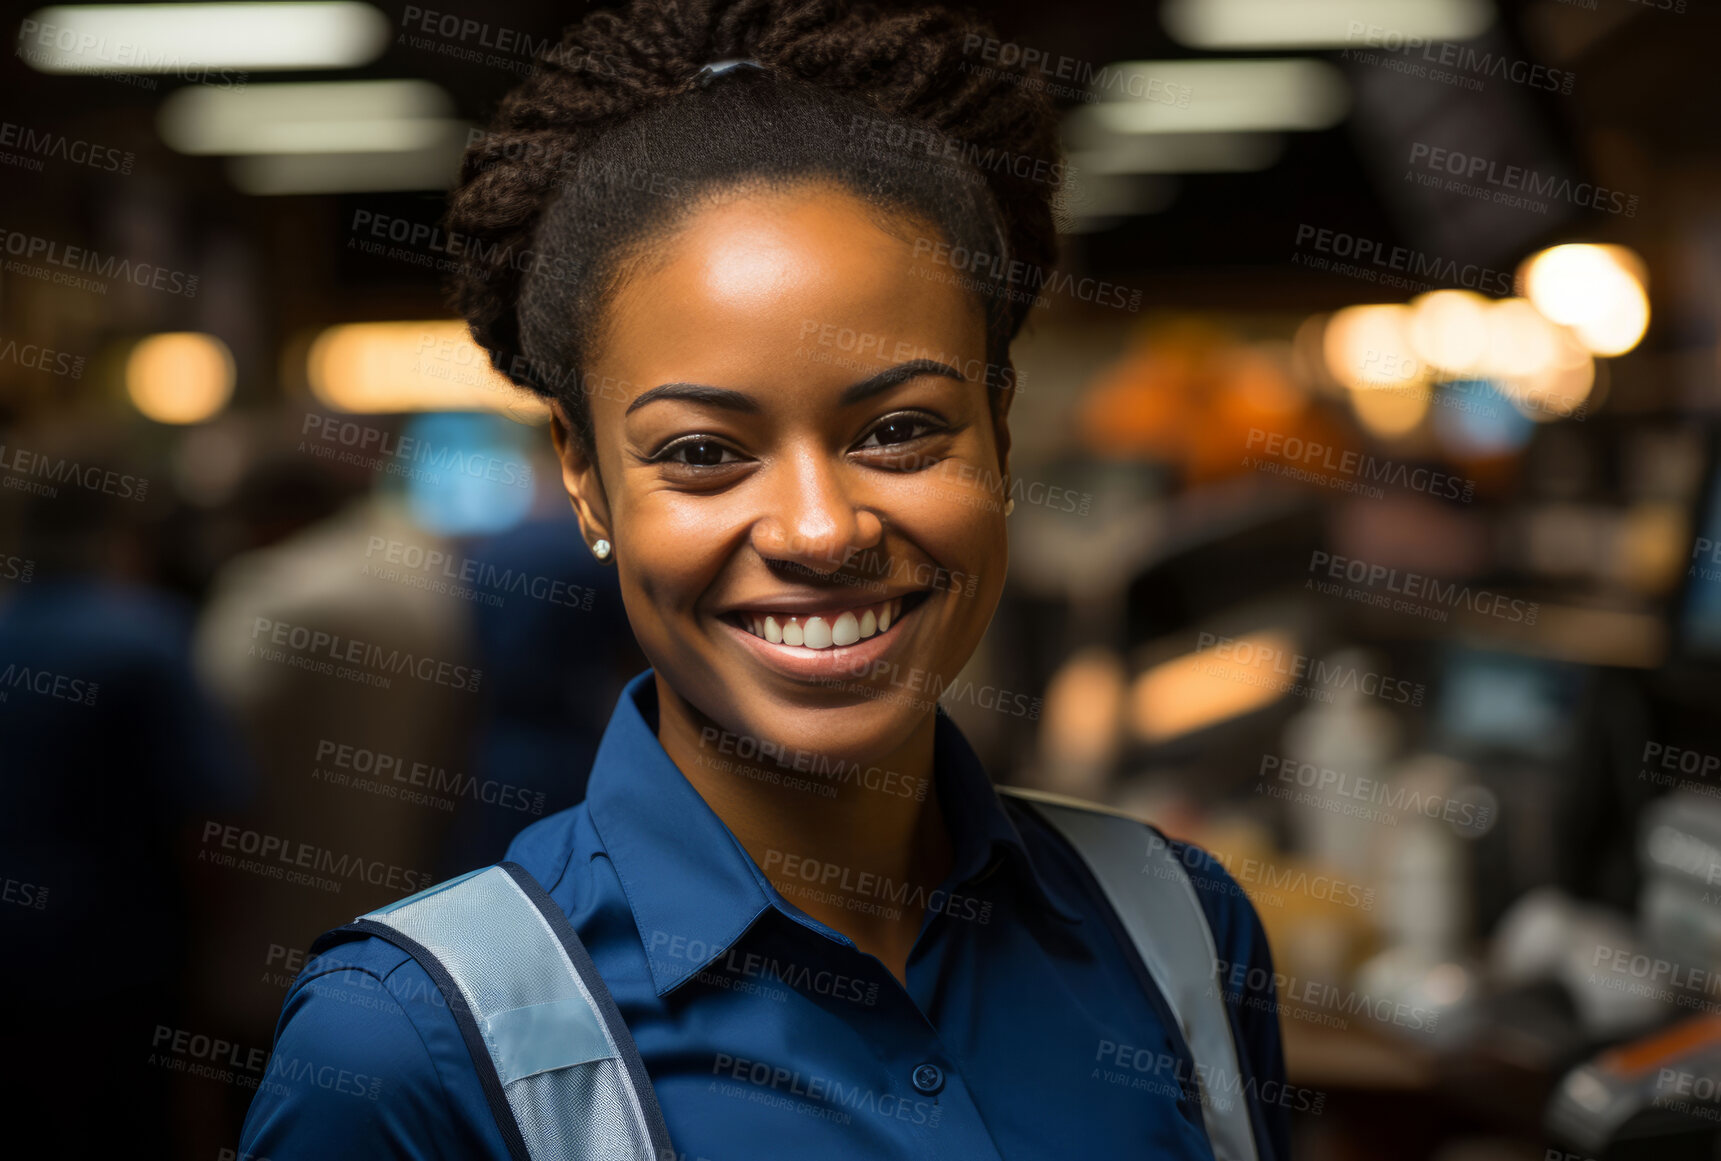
{"left": 911, "top": 1063, "right": 944, "bottom": 1095}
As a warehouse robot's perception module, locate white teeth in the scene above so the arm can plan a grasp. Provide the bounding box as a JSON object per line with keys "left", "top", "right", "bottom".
{"left": 831, "top": 611, "right": 860, "bottom": 647}
{"left": 802, "top": 616, "right": 833, "bottom": 649}
{"left": 738, "top": 597, "right": 911, "bottom": 647}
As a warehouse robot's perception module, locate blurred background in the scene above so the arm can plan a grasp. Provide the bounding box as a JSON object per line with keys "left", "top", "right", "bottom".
{"left": 3, "top": 0, "right": 1719, "bottom": 1157}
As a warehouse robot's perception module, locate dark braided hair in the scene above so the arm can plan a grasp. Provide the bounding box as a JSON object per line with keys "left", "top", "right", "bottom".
{"left": 444, "top": 0, "right": 1062, "bottom": 453}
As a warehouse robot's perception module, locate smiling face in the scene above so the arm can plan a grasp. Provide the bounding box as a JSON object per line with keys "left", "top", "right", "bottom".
{"left": 550, "top": 181, "right": 1013, "bottom": 766}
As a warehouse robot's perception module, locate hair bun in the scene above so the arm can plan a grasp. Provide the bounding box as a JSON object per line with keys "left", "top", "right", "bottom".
{"left": 446, "top": 0, "right": 1060, "bottom": 402}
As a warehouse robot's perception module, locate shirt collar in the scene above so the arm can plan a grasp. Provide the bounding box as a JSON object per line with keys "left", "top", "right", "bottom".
{"left": 585, "top": 671, "right": 1082, "bottom": 997}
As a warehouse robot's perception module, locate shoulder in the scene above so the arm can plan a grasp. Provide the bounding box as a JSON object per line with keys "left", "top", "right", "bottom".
{"left": 502, "top": 800, "right": 597, "bottom": 891}
{"left": 1002, "top": 788, "right": 1270, "bottom": 965}
{"left": 240, "top": 934, "right": 509, "bottom": 1158}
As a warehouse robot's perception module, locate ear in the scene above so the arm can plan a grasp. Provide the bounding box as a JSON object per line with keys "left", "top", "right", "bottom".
{"left": 991, "top": 374, "right": 1017, "bottom": 484}
{"left": 548, "top": 399, "right": 614, "bottom": 551}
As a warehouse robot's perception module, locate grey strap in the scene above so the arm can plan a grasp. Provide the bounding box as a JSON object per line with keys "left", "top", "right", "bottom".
{"left": 1002, "top": 788, "right": 1261, "bottom": 1161}
{"left": 354, "top": 863, "right": 673, "bottom": 1161}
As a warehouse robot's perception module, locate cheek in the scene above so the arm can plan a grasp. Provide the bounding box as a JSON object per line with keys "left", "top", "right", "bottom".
{"left": 889, "top": 475, "right": 1007, "bottom": 608}
{"left": 619, "top": 491, "right": 733, "bottom": 616}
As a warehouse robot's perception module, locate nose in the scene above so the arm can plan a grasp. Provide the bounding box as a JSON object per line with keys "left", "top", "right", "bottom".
{"left": 749, "top": 445, "right": 883, "bottom": 575}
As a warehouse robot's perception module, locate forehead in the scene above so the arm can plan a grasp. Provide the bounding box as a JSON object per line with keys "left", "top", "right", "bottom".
{"left": 592, "top": 184, "right": 987, "bottom": 394}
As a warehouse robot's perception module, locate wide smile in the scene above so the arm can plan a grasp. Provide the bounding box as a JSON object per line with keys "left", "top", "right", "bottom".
{"left": 717, "top": 590, "right": 933, "bottom": 680}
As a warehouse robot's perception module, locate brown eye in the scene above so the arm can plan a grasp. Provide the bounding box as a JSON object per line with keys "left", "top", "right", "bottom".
{"left": 857, "top": 413, "right": 941, "bottom": 450}
{"left": 647, "top": 436, "right": 744, "bottom": 469}
{"left": 870, "top": 419, "right": 921, "bottom": 446}
{"left": 676, "top": 439, "right": 734, "bottom": 466}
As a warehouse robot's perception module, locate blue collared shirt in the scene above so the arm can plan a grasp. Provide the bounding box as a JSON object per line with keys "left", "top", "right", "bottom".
{"left": 240, "top": 671, "right": 1291, "bottom": 1160}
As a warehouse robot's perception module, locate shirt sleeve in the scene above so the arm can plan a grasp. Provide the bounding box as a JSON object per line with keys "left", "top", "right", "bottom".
{"left": 237, "top": 953, "right": 509, "bottom": 1161}
{"left": 1172, "top": 841, "right": 1295, "bottom": 1161}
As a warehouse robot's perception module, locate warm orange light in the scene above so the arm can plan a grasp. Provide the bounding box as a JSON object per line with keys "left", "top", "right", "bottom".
{"left": 126, "top": 332, "right": 235, "bottom": 424}
{"left": 1129, "top": 629, "right": 1299, "bottom": 743}
{"left": 1519, "top": 243, "right": 1649, "bottom": 357}
{"left": 306, "top": 320, "right": 548, "bottom": 420}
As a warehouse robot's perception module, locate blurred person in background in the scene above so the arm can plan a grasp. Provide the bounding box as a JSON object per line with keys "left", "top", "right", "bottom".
{"left": 0, "top": 421, "right": 251, "bottom": 1159}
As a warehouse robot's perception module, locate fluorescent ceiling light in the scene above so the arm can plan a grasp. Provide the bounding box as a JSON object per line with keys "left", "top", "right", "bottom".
{"left": 228, "top": 140, "right": 468, "bottom": 194}
{"left": 18, "top": 3, "right": 389, "bottom": 72}
{"left": 1093, "top": 59, "right": 1349, "bottom": 134}
{"left": 1162, "top": 0, "right": 1493, "bottom": 50}
{"left": 159, "top": 80, "right": 458, "bottom": 155}
{"left": 1063, "top": 127, "right": 1284, "bottom": 174}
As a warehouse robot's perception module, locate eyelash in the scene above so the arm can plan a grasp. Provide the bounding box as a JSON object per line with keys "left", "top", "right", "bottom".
{"left": 645, "top": 411, "right": 948, "bottom": 469}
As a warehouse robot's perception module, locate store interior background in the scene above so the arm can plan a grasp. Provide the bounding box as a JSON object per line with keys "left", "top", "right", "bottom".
{"left": 4, "top": 0, "right": 1720, "bottom": 1157}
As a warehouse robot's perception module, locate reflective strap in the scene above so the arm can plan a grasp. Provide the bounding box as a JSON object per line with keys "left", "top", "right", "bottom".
{"left": 1004, "top": 788, "right": 1261, "bottom": 1161}
{"left": 484, "top": 998, "right": 617, "bottom": 1085}
{"left": 357, "top": 863, "right": 672, "bottom": 1161}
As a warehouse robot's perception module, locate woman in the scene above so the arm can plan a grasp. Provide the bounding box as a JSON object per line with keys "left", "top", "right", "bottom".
{"left": 240, "top": 1, "right": 1291, "bottom": 1157}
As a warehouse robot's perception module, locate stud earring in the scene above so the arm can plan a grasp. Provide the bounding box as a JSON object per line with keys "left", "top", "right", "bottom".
{"left": 592, "top": 538, "right": 612, "bottom": 561}
{"left": 1004, "top": 498, "right": 1015, "bottom": 516}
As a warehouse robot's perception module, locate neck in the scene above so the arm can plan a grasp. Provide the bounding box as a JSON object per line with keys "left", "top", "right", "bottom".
{"left": 653, "top": 675, "right": 953, "bottom": 977}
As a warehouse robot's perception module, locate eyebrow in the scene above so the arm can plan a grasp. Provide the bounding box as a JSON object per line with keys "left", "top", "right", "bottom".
{"left": 623, "top": 358, "right": 968, "bottom": 417}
